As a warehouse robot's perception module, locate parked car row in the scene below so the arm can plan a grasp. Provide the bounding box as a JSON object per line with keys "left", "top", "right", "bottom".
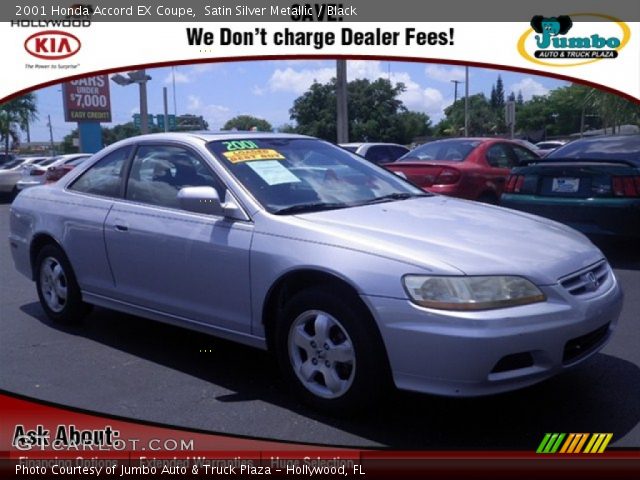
{"left": 9, "top": 132, "right": 624, "bottom": 413}
{"left": 377, "top": 135, "right": 639, "bottom": 239}
{"left": 0, "top": 153, "right": 92, "bottom": 198}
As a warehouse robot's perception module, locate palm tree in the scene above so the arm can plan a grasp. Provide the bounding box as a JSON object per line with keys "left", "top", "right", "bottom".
{"left": 0, "top": 93, "right": 38, "bottom": 157}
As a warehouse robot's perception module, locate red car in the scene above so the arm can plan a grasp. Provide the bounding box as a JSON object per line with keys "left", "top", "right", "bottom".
{"left": 385, "top": 138, "right": 539, "bottom": 203}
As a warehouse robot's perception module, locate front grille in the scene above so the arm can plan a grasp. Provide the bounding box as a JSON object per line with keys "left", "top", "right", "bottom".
{"left": 563, "top": 323, "right": 610, "bottom": 364}
{"left": 560, "top": 261, "right": 609, "bottom": 296}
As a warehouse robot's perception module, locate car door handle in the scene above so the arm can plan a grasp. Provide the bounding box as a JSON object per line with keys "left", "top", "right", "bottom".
{"left": 114, "top": 224, "right": 128, "bottom": 232}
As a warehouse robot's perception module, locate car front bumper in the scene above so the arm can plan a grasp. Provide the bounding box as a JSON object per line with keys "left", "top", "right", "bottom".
{"left": 362, "top": 269, "right": 623, "bottom": 396}
{"left": 501, "top": 194, "right": 640, "bottom": 238}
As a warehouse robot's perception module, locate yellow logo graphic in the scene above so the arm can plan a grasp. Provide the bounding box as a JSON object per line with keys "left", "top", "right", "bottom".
{"left": 518, "top": 13, "right": 630, "bottom": 67}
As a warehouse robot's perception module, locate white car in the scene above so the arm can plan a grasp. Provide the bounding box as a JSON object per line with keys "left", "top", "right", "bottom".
{"left": 0, "top": 157, "right": 50, "bottom": 196}
{"left": 340, "top": 143, "right": 409, "bottom": 165}
{"left": 16, "top": 154, "right": 92, "bottom": 191}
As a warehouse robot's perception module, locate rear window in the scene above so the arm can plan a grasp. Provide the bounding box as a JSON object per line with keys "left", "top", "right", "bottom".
{"left": 400, "top": 140, "right": 481, "bottom": 162}
{"left": 546, "top": 136, "right": 640, "bottom": 164}
{"left": 1, "top": 159, "right": 24, "bottom": 169}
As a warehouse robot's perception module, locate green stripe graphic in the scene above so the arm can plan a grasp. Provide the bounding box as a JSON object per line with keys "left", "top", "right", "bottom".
{"left": 550, "top": 433, "right": 566, "bottom": 453}
{"left": 536, "top": 433, "right": 552, "bottom": 453}
{"left": 537, "top": 433, "right": 566, "bottom": 453}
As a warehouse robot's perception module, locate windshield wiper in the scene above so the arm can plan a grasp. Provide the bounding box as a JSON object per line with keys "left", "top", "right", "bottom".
{"left": 273, "top": 202, "right": 349, "bottom": 215}
{"left": 356, "top": 192, "right": 430, "bottom": 206}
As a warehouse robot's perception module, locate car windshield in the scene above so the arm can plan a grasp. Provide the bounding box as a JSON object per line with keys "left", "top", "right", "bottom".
{"left": 517, "top": 140, "right": 540, "bottom": 151}
{"left": 207, "top": 138, "right": 427, "bottom": 214}
{"left": 1, "top": 158, "right": 25, "bottom": 169}
{"left": 399, "top": 139, "right": 482, "bottom": 162}
{"left": 546, "top": 136, "right": 640, "bottom": 165}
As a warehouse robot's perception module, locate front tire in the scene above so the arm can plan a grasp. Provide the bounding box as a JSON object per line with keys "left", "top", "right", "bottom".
{"left": 35, "top": 244, "right": 90, "bottom": 324}
{"left": 275, "top": 287, "right": 388, "bottom": 413}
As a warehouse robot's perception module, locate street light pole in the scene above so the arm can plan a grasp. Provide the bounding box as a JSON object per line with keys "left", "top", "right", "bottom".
{"left": 111, "top": 70, "right": 152, "bottom": 134}
{"left": 139, "top": 69, "right": 149, "bottom": 134}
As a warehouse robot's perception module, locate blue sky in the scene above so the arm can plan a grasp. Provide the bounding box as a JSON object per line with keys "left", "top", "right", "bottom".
{"left": 28, "top": 59, "right": 567, "bottom": 142}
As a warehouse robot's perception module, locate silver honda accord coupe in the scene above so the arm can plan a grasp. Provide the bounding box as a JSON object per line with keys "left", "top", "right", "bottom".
{"left": 9, "top": 132, "right": 623, "bottom": 411}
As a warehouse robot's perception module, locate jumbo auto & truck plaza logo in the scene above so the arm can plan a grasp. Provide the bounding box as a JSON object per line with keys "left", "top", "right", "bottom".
{"left": 518, "top": 13, "right": 630, "bottom": 67}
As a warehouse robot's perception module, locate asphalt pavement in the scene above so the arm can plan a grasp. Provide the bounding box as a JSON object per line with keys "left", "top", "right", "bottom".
{"left": 1, "top": 200, "right": 639, "bottom": 449}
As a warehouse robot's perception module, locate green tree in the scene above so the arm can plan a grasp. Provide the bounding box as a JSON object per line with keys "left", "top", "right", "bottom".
{"left": 0, "top": 93, "right": 38, "bottom": 156}
{"left": 62, "top": 121, "right": 164, "bottom": 152}
{"left": 223, "top": 115, "right": 272, "bottom": 132}
{"left": 289, "top": 81, "right": 337, "bottom": 140}
{"left": 289, "top": 77, "right": 430, "bottom": 143}
{"left": 443, "top": 94, "right": 497, "bottom": 136}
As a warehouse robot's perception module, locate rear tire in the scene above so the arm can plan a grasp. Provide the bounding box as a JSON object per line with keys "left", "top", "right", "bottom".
{"left": 275, "top": 287, "right": 388, "bottom": 413}
{"left": 35, "top": 244, "right": 90, "bottom": 324}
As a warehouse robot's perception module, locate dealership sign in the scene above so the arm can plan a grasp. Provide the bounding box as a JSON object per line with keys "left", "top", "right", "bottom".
{"left": 62, "top": 75, "right": 112, "bottom": 122}
{"left": 24, "top": 30, "right": 81, "bottom": 60}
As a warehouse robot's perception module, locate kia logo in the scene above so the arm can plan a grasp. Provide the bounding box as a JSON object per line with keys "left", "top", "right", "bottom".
{"left": 24, "top": 30, "right": 81, "bottom": 60}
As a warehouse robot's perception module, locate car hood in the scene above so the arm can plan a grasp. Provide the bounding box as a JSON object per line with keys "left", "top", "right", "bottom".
{"left": 286, "top": 196, "right": 603, "bottom": 284}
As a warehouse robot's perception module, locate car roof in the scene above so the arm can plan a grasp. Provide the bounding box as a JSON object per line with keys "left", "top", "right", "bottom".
{"left": 564, "top": 134, "right": 639, "bottom": 146}
{"left": 119, "top": 131, "right": 313, "bottom": 143}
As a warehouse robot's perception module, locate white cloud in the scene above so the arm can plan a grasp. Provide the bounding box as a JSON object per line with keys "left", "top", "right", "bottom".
{"left": 424, "top": 65, "right": 465, "bottom": 83}
{"left": 264, "top": 60, "right": 448, "bottom": 119}
{"left": 164, "top": 70, "right": 191, "bottom": 84}
{"left": 268, "top": 67, "right": 335, "bottom": 94}
{"left": 186, "top": 95, "right": 230, "bottom": 129}
{"left": 508, "top": 78, "right": 549, "bottom": 100}
{"left": 191, "top": 64, "right": 218, "bottom": 73}
{"left": 252, "top": 85, "right": 266, "bottom": 96}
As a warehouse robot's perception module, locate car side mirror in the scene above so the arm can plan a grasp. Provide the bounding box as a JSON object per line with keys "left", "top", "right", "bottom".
{"left": 177, "top": 186, "right": 249, "bottom": 221}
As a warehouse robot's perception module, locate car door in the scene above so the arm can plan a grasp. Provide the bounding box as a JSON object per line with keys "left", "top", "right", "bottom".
{"left": 64, "top": 145, "right": 132, "bottom": 296}
{"left": 103, "top": 143, "right": 254, "bottom": 334}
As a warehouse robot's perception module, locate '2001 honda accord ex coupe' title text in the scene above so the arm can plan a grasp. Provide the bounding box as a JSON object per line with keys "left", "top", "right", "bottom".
{"left": 9, "top": 133, "right": 623, "bottom": 411}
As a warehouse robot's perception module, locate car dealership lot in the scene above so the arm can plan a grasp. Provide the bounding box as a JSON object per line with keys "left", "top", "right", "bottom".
{"left": 1, "top": 201, "right": 639, "bottom": 449}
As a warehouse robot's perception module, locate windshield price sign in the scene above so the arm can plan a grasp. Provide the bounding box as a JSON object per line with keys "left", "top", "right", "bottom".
{"left": 62, "top": 75, "right": 112, "bottom": 122}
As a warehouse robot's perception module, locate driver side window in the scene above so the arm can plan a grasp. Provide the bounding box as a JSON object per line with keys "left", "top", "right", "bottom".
{"left": 126, "top": 145, "right": 225, "bottom": 210}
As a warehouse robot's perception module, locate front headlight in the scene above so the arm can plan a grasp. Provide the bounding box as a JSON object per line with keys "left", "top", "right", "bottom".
{"left": 403, "top": 275, "right": 546, "bottom": 311}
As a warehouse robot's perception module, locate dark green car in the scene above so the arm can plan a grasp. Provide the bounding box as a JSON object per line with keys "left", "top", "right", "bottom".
{"left": 501, "top": 135, "right": 640, "bottom": 239}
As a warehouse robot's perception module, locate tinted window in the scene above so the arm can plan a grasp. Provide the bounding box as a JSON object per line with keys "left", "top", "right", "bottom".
{"left": 342, "top": 146, "right": 358, "bottom": 153}
{"left": 365, "top": 146, "right": 392, "bottom": 164}
{"left": 389, "top": 146, "right": 409, "bottom": 160}
{"left": 546, "top": 136, "right": 640, "bottom": 164}
{"left": 70, "top": 146, "right": 131, "bottom": 197}
{"left": 486, "top": 144, "right": 516, "bottom": 168}
{"left": 126, "top": 145, "right": 225, "bottom": 209}
{"left": 39, "top": 158, "right": 57, "bottom": 167}
{"left": 401, "top": 140, "right": 481, "bottom": 162}
{"left": 1, "top": 159, "right": 25, "bottom": 169}
{"left": 512, "top": 145, "right": 538, "bottom": 163}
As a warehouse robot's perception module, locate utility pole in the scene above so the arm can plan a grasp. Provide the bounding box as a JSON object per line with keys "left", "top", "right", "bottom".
{"left": 336, "top": 60, "right": 349, "bottom": 143}
{"left": 163, "top": 87, "right": 169, "bottom": 133}
{"left": 139, "top": 69, "right": 149, "bottom": 134}
{"left": 172, "top": 66, "right": 178, "bottom": 116}
{"left": 464, "top": 66, "right": 469, "bottom": 137}
{"left": 47, "top": 114, "right": 54, "bottom": 155}
{"left": 451, "top": 80, "right": 463, "bottom": 104}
